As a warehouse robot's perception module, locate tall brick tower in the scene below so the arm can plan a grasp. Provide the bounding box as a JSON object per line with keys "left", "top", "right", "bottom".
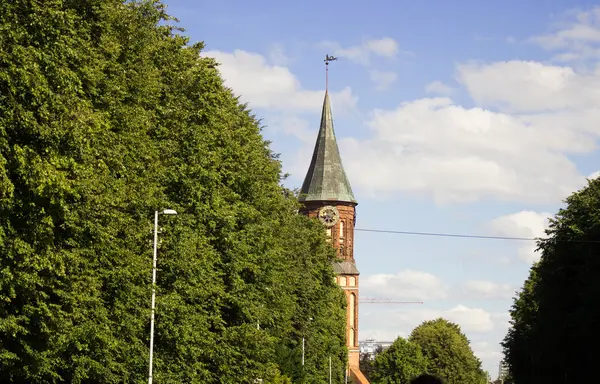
{"left": 298, "top": 74, "right": 369, "bottom": 383}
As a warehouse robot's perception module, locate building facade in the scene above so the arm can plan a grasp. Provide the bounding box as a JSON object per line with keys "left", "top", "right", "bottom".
{"left": 359, "top": 338, "right": 394, "bottom": 360}
{"left": 298, "top": 90, "right": 369, "bottom": 384}
{"left": 497, "top": 360, "right": 509, "bottom": 382}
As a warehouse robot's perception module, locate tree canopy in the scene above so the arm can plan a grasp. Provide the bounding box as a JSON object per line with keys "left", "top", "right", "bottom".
{"left": 502, "top": 178, "right": 600, "bottom": 384}
{"left": 409, "top": 319, "right": 486, "bottom": 384}
{"left": 0, "top": 0, "right": 346, "bottom": 382}
{"left": 368, "top": 319, "right": 485, "bottom": 384}
{"left": 371, "top": 337, "right": 427, "bottom": 384}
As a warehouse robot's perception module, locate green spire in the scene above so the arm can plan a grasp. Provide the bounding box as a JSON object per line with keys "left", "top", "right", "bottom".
{"left": 299, "top": 92, "right": 356, "bottom": 204}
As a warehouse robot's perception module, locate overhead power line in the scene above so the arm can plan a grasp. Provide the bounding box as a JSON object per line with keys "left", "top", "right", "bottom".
{"left": 355, "top": 228, "right": 535, "bottom": 241}
{"left": 354, "top": 228, "right": 600, "bottom": 243}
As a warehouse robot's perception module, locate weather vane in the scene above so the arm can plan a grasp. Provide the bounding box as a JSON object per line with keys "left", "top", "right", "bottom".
{"left": 324, "top": 54, "right": 338, "bottom": 92}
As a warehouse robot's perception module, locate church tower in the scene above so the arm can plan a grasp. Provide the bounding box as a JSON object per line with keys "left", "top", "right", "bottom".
{"left": 298, "top": 63, "right": 369, "bottom": 383}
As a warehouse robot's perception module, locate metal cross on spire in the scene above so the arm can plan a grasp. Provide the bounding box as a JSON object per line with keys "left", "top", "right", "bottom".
{"left": 324, "top": 54, "right": 338, "bottom": 92}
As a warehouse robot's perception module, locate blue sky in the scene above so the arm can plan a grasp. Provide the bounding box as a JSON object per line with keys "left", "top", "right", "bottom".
{"left": 164, "top": 0, "right": 600, "bottom": 377}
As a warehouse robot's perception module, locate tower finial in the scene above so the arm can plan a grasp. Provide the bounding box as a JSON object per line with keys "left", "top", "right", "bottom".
{"left": 324, "top": 54, "right": 338, "bottom": 92}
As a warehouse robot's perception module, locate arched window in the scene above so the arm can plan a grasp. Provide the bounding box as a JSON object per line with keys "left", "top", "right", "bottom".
{"left": 339, "top": 221, "right": 345, "bottom": 243}
{"left": 349, "top": 293, "right": 356, "bottom": 328}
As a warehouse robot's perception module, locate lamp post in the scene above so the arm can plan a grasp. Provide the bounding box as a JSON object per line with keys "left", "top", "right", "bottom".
{"left": 329, "top": 355, "right": 332, "bottom": 384}
{"left": 302, "top": 317, "right": 313, "bottom": 366}
{"left": 148, "top": 209, "right": 178, "bottom": 384}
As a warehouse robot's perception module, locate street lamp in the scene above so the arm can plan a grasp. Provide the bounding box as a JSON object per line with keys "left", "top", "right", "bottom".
{"left": 302, "top": 317, "right": 313, "bottom": 366}
{"left": 148, "top": 209, "right": 178, "bottom": 384}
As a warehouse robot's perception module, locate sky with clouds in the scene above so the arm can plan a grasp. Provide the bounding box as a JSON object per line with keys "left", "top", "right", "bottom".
{"left": 163, "top": 0, "right": 600, "bottom": 377}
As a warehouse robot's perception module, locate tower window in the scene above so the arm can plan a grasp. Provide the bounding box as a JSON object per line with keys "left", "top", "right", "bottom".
{"left": 339, "top": 221, "right": 345, "bottom": 243}
{"left": 349, "top": 293, "right": 356, "bottom": 328}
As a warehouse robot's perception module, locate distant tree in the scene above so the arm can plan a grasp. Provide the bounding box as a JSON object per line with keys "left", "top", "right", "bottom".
{"left": 502, "top": 178, "right": 600, "bottom": 384}
{"left": 409, "top": 318, "right": 486, "bottom": 384}
{"left": 371, "top": 337, "right": 428, "bottom": 384}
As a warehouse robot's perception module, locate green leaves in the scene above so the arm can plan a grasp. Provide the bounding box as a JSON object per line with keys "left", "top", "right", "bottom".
{"left": 409, "top": 319, "right": 485, "bottom": 384}
{"left": 503, "top": 177, "right": 600, "bottom": 384}
{"left": 371, "top": 337, "right": 427, "bottom": 384}
{"left": 370, "top": 319, "right": 485, "bottom": 384}
{"left": 0, "top": 0, "right": 346, "bottom": 382}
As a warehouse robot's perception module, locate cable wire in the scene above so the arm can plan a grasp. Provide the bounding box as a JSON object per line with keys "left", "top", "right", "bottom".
{"left": 354, "top": 228, "right": 600, "bottom": 243}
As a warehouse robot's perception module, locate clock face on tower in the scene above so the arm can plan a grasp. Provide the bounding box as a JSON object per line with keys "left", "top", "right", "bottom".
{"left": 318, "top": 205, "right": 340, "bottom": 227}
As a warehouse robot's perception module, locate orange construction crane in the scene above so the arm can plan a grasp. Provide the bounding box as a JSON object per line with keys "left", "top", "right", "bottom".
{"left": 359, "top": 297, "right": 424, "bottom": 304}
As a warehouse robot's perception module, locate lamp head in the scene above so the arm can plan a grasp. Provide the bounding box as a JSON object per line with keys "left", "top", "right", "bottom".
{"left": 162, "top": 209, "right": 178, "bottom": 215}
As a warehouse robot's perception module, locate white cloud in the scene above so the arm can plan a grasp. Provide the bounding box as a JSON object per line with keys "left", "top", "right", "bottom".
{"left": 365, "top": 38, "right": 400, "bottom": 58}
{"left": 360, "top": 270, "right": 507, "bottom": 373}
{"left": 267, "top": 115, "right": 315, "bottom": 144}
{"left": 361, "top": 304, "right": 496, "bottom": 338}
{"left": 457, "top": 60, "right": 600, "bottom": 113}
{"left": 203, "top": 49, "right": 357, "bottom": 113}
{"left": 369, "top": 70, "right": 398, "bottom": 91}
{"left": 340, "top": 96, "right": 589, "bottom": 204}
{"left": 207, "top": 47, "right": 600, "bottom": 206}
{"left": 462, "top": 280, "right": 515, "bottom": 300}
{"left": 472, "top": 341, "right": 503, "bottom": 368}
{"left": 491, "top": 312, "right": 511, "bottom": 335}
{"left": 446, "top": 305, "right": 495, "bottom": 333}
{"left": 529, "top": 7, "right": 600, "bottom": 62}
{"left": 488, "top": 211, "right": 552, "bottom": 263}
{"left": 488, "top": 210, "right": 552, "bottom": 238}
{"left": 361, "top": 304, "right": 508, "bottom": 375}
{"left": 589, "top": 170, "right": 600, "bottom": 179}
{"left": 362, "top": 269, "right": 448, "bottom": 301}
{"left": 319, "top": 37, "right": 401, "bottom": 66}
{"left": 425, "top": 81, "right": 454, "bottom": 96}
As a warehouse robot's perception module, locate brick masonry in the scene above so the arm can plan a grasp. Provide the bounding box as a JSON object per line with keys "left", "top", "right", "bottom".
{"left": 300, "top": 200, "right": 365, "bottom": 380}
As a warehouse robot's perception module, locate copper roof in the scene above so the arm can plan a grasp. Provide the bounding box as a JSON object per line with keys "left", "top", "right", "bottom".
{"left": 299, "top": 92, "right": 356, "bottom": 204}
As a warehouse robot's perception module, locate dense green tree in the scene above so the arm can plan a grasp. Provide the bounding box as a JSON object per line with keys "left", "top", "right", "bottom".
{"left": 0, "top": 0, "right": 346, "bottom": 383}
{"left": 501, "top": 266, "right": 539, "bottom": 384}
{"left": 502, "top": 178, "right": 600, "bottom": 384}
{"left": 371, "top": 337, "right": 428, "bottom": 384}
{"left": 409, "top": 318, "right": 486, "bottom": 384}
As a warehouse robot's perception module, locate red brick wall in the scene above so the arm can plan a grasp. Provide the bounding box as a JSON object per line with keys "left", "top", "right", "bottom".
{"left": 300, "top": 201, "right": 356, "bottom": 261}
{"left": 300, "top": 200, "right": 367, "bottom": 381}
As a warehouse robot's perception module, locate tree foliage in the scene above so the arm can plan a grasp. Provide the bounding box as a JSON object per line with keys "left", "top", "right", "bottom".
{"left": 371, "top": 337, "right": 427, "bottom": 384}
{"left": 409, "top": 319, "right": 486, "bottom": 384}
{"left": 501, "top": 267, "right": 538, "bottom": 384}
{"left": 0, "top": 0, "right": 346, "bottom": 382}
{"left": 502, "top": 178, "right": 600, "bottom": 384}
{"left": 369, "top": 319, "right": 484, "bottom": 384}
